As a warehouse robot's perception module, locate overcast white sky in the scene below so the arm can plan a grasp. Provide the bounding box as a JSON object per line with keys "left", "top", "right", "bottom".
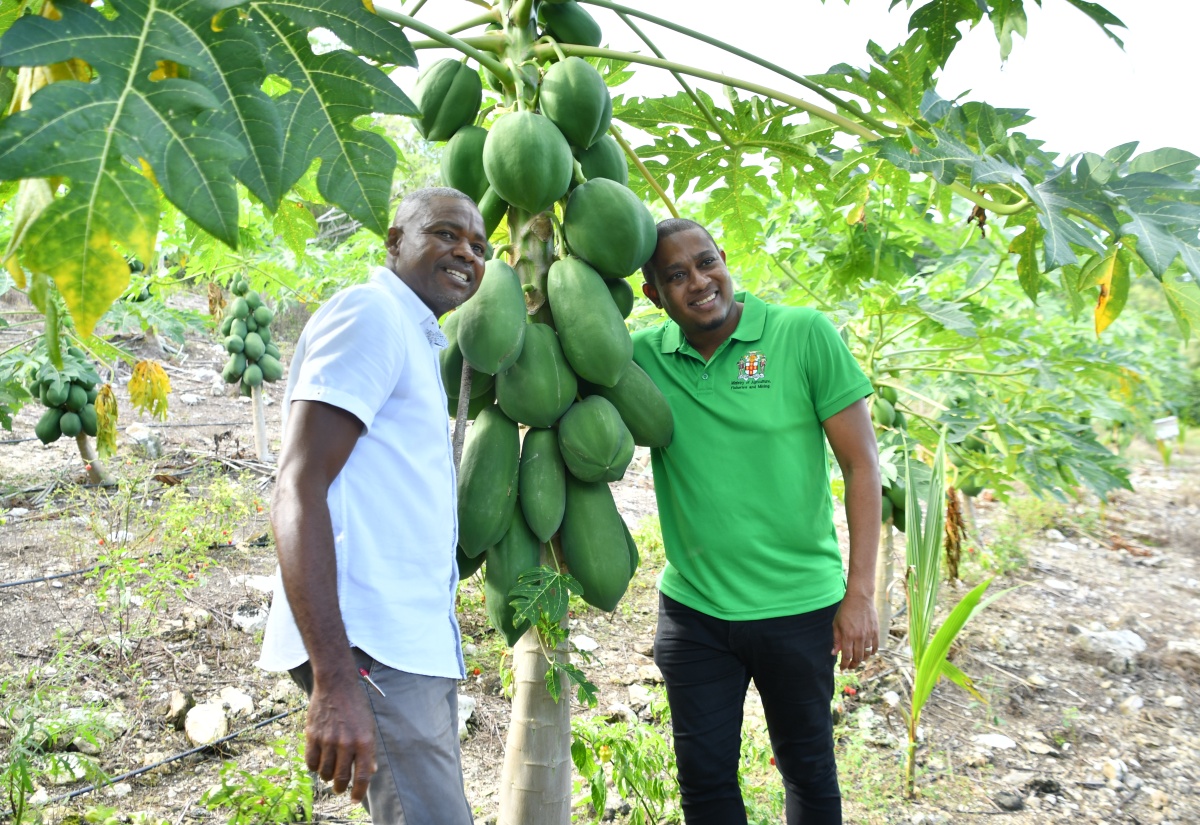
{"left": 401, "top": 0, "right": 1198, "bottom": 158}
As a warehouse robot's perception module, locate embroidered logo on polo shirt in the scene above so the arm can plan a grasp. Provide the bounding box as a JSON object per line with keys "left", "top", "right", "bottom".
{"left": 732, "top": 351, "right": 772, "bottom": 390}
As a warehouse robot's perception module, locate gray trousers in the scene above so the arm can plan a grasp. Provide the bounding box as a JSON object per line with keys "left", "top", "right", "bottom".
{"left": 290, "top": 649, "right": 474, "bottom": 825}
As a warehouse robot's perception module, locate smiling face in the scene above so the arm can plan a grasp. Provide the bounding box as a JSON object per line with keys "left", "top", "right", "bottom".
{"left": 642, "top": 226, "right": 741, "bottom": 347}
{"left": 385, "top": 196, "right": 487, "bottom": 317}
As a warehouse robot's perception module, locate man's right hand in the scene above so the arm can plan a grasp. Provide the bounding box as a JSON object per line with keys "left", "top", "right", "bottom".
{"left": 305, "top": 675, "right": 377, "bottom": 802}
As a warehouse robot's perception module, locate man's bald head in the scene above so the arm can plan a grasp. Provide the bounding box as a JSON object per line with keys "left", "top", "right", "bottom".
{"left": 392, "top": 187, "right": 476, "bottom": 230}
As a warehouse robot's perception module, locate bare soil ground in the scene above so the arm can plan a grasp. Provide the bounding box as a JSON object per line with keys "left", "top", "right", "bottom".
{"left": 1, "top": 316, "right": 1198, "bottom": 825}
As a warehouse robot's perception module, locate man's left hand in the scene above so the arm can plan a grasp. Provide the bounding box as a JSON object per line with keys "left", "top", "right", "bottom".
{"left": 832, "top": 592, "right": 879, "bottom": 670}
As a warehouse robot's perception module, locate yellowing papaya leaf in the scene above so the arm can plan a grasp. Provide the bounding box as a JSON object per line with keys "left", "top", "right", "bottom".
{"left": 94, "top": 383, "right": 118, "bottom": 459}
{"left": 129, "top": 360, "right": 171, "bottom": 420}
{"left": 1007, "top": 216, "right": 1043, "bottom": 303}
{"left": 1, "top": 176, "right": 53, "bottom": 287}
{"left": 1078, "top": 246, "right": 1117, "bottom": 290}
{"left": 1094, "top": 251, "right": 1129, "bottom": 335}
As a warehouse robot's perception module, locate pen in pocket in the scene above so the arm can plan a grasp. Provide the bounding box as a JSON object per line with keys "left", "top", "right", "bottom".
{"left": 358, "top": 667, "right": 386, "bottom": 697}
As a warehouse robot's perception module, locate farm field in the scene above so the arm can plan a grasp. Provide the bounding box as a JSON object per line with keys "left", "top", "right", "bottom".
{"left": 2, "top": 319, "right": 1198, "bottom": 825}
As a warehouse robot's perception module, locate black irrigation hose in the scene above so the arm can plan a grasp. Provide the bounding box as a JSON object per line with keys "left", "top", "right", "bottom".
{"left": 0, "top": 541, "right": 252, "bottom": 590}
{"left": 0, "top": 707, "right": 303, "bottom": 819}
{"left": 2, "top": 421, "right": 258, "bottom": 446}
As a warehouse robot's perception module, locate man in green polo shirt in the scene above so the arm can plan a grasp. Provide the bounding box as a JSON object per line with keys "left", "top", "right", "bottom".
{"left": 635, "top": 218, "right": 881, "bottom": 825}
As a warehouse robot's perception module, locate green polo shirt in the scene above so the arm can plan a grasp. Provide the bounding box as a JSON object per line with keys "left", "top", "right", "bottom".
{"left": 631, "top": 292, "right": 873, "bottom": 620}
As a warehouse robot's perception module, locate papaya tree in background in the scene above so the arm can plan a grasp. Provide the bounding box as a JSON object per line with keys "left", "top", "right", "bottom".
{"left": 2, "top": 0, "right": 1200, "bottom": 820}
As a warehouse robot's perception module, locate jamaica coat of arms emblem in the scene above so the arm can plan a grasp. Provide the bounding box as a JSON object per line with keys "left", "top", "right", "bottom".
{"left": 737, "top": 351, "right": 767, "bottom": 381}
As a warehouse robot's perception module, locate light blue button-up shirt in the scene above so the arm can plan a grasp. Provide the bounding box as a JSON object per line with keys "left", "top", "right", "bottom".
{"left": 259, "top": 267, "right": 465, "bottom": 680}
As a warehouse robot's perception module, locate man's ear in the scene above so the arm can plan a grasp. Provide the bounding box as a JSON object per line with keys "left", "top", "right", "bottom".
{"left": 641, "top": 280, "right": 662, "bottom": 309}
{"left": 386, "top": 225, "right": 402, "bottom": 257}
{"left": 719, "top": 247, "right": 727, "bottom": 264}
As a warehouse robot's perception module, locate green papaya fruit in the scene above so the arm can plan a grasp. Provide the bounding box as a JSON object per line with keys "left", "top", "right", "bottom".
{"left": 243, "top": 363, "right": 264, "bottom": 388}
{"left": 621, "top": 518, "right": 639, "bottom": 575}
{"left": 540, "top": 57, "right": 612, "bottom": 149}
{"left": 558, "top": 396, "right": 634, "bottom": 483}
{"left": 892, "top": 410, "right": 906, "bottom": 430}
{"left": 964, "top": 433, "right": 989, "bottom": 453}
{"left": 65, "top": 383, "right": 87, "bottom": 413}
{"left": 958, "top": 478, "right": 984, "bottom": 498}
{"left": 457, "top": 405, "right": 520, "bottom": 557}
{"left": 224, "top": 352, "right": 247, "bottom": 383}
{"left": 246, "top": 291, "right": 263, "bottom": 311}
{"left": 258, "top": 354, "right": 285, "bottom": 383}
{"left": 478, "top": 186, "right": 508, "bottom": 239}
{"left": 519, "top": 428, "right": 567, "bottom": 543}
{"left": 441, "top": 125, "right": 490, "bottom": 204}
{"left": 230, "top": 319, "right": 248, "bottom": 340}
{"left": 220, "top": 314, "right": 234, "bottom": 336}
{"left": 246, "top": 316, "right": 258, "bottom": 333}
{"left": 240, "top": 377, "right": 254, "bottom": 397}
{"left": 440, "top": 311, "right": 495, "bottom": 399}
{"left": 575, "top": 134, "right": 628, "bottom": 187}
{"left": 583, "top": 362, "right": 673, "bottom": 448}
{"left": 496, "top": 324, "right": 577, "bottom": 427}
{"left": 225, "top": 335, "right": 245, "bottom": 354}
{"left": 447, "top": 387, "right": 496, "bottom": 420}
{"left": 563, "top": 178, "right": 657, "bottom": 279}
{"left": 482, "top": 112, "right": 573, "bottom": 214}
{"left": 414, "top": 59, "right": 483, "bottom": 141}
{"left": 253, "top": 305, "right": 273, "bottom": 327}
{"left": 86, "top": 386, "right": 99, "bottom": 403}
{"left": 257, "top": 324, "right": 272, "bottom": 346}
{"left": 79, "top": 403, "right": 98, "bottom": 438}
{"left": 265, "top": 343, "right": 282, "bottom": 360}
{"left": 606, "top": 277, "right": 634, "bottom": 319}
{"left": 893, "top": 503, "right": 906, "bottom": 533}
{"left": 547, "top": 257, "right": 632, "bottom": 387}
{"left": 59, "top": 411, "right": 82, "bottom": 438}
{"left": 457, "top": 545, "right": 486, "bottom": 580}
{"left": 456, "top": 259, "right": 527, "bottom": 375}
{"left": 560, "top": 475, "right": 631, "bottom": 611}
{"left": 538, "top": 0, "right": 602, "bottom": 47}
{"left": 34, "top": 407, "right": 64, "bottom": 444}
{"left": 243, "top": 332, "right": 266, "bottom": 361}
{"left": 230, "top": 297, "right": 249, "bottom": 320}
{"left": 44, "top": 381, "right": 69, "bottom": 408}
{"left": 878, "top": 385, "right": 899, "bottom": 404}
{"left": 872, "top": 397, "right": 895, "bottom": 427}
{"left": 881, "top": 496, "right": 893, "bottom": 524}
{"left": 485, "top": 508, "right": 541, "bottom": 646}
{"left": 885, "top": 479, "right": 906, "bottom": 510}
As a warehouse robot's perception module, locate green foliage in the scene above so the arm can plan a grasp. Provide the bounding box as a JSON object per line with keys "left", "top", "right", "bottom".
{"left": 80, "top": 469, "right": 261, "bottom": 645}
{"left": 509, "top": 565, "right": 598, "bottom": 706}
{"left": 571, "top": 709, "right": 677, "bottom": 825}
{"left": 0, "top": 0, "right": 418, "bottom": 335}
{"left": 201, "top": 737, "right": 312, "bottom": 825}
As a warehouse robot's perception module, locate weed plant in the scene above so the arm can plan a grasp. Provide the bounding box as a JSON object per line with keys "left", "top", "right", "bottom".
{"left": 201, "top": 737, "right": 312, "bottom": 825}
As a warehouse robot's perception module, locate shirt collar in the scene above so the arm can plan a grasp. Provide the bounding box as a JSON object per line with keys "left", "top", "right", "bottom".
{"left": 370, "top": 266, "right": 448, "bottom": 349}
{"left": 659, "top": 291, "right": 766, "bottom": 354}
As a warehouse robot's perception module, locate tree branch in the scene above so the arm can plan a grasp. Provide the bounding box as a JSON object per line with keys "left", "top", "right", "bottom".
{"left": 375, "top": 10, "right": 512, "bottom": 81}
{"left": 610, "top": 127, "right": 679, "bottom": 219}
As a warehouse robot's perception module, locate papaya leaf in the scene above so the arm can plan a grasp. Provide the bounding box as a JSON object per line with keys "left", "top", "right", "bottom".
{"left": 1119, "top": 213, "right": 1180, "bottom": 278}
{"left": 876, "top": 128, "right": 977, "bottom": 185}
{"left": 807, "top": 35, "right": 931, "bottom": 128}
{"left": 509, "top": 566, "right": 580, "bottom": 629}
{"left": 989, "top": 0, "right": 1028, "bottom": 62}
{"left": 915, "top": 296, "right": 976, "bottom": 337}
{"left": 272, "top": 198, "right": 319, "bottom": 260}
{"left": 1162, "top": 266, "right": 1200, "bottom": 341}
{"left": 1127, "top": 147, "right": 1200, "bottom": 179}
{"left": 247, "top": 1, "right": 417, "bottom": 236}
{"left": 907, "top": 0, "right": 983, "bottom": 69}
{"left": 1007, "top": 214, "right": 1043, "bottom": 303}
{"left": 1092, "top": 254, "right": 1128, "bottom": 335}
{"left": 1061, "top": 0, "right": 1126, "bottom": 49}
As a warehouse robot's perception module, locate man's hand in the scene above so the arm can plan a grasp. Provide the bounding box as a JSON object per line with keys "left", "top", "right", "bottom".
{"left": 832, "top": 591, "right": 879, "bottom": 670}
{"left": 306, "top": 675, "right": 377, "bottom": 802}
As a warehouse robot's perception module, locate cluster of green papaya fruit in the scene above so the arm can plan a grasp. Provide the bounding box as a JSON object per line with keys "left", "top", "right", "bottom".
{"left": 30, "top": 348, "right": 102, "bottom": 445}
{"left": 219, "top": 278, "right": 283, "bottom": 396}
{"left": 874, "top": 385, "right": 910, "bottom": 530}
{"left": 411, "top": 9, "right": 676, "bottom": 645}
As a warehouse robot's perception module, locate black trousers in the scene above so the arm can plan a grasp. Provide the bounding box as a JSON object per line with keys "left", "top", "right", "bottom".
{"left": 654, "top": 593, "right": 842, "bottom": 825}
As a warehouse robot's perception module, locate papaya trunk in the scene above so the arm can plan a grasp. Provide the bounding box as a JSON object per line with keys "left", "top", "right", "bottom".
{"left": 497, "top": 624, "right": 572, "bottom": 824}
{"left": 75, "top": 434, "right": 115, "bottom": 487}
{"left": 452, "top": 364, "right": 474, "bottom": 469}
{"left": 250, "top": 385, "right": 272, "bottom": 462}
{"left": 874, "top": 521, "right": 894, "bottom": 650}
{"left": 496, "top": 206, "right": 574, "bottom": 824}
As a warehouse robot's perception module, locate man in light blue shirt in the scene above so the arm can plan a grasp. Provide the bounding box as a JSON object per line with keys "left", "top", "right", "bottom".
{"left": 260, "top": 188, "right": 488, "bottom": 823}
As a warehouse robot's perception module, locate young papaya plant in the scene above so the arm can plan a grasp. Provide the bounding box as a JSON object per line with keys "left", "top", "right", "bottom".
{"left": 900, "top": 434, "right": 1004, "bottom": 798}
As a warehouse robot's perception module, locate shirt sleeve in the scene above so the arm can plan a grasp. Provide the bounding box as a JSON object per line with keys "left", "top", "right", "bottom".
{"left": 802, "top": 311, "right": 874, "bottom": 422}
{"left": 288, "top": 285, "right": 406, "bottom": 433}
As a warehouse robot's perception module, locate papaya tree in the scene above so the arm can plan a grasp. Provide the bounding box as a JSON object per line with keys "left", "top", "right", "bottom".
{"left": 2, "top": 0, "right": 1199, "bottom": 821}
